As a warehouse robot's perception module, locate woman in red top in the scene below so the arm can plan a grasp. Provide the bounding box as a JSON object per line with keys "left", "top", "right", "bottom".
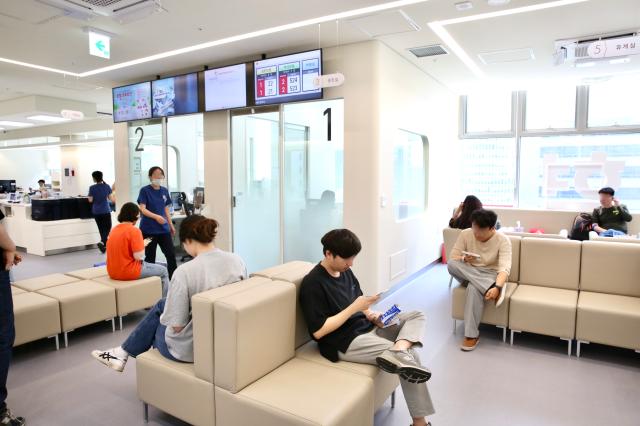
{"left": 106, "top": 202, "right": 170, "bottom": 297}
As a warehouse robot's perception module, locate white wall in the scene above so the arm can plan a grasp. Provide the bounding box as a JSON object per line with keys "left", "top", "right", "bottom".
{"left": 375, "top": 43, "right": 459, "bottom": 290}
{"left": 60, "top": 142, "right": 115, "bottom": 196}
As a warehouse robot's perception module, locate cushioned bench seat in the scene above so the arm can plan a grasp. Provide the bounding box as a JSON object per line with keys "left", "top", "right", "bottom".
{"left": 66, "top": 266, "right": 108, "bottom": 280}
{"left": 37, "top": 280, "right": 116, "bottom": 347}
{"left": 13, "top": 273, "right": 79, "bottom": 292}
{"left": 251, "top": 261, "right": 314, "bottom": 279}
{"left": 215, "top": 357, "right": 374, "bottom": 426}
{"left": 576, "top": 292, "right": 640, "bottom": 354}
{"left": 296, "top": 340, "right": 398, "bottom": 411}
{"left": 12, "top": 292, "right": 61, "bottom": 349}
{"left": 92, "top": 276, "right": 162, "bottom": 330}
{"left": 137, "top": 349, "right": 215, "bottom": 426}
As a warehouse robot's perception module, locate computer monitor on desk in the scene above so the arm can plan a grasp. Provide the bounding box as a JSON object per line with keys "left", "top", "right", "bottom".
{"left": 170, "top": 191, "right": 182, "bottom": 211}
{"left": 0, "top": 180, "right": 16, "bottom": 194}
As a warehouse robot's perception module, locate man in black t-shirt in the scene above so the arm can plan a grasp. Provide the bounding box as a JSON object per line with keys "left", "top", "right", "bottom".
{"left": 0, "top": 211, "right": 25, "bottom": 425}
{"left": 299, "top": 229, "right": 435, "bottom": 426}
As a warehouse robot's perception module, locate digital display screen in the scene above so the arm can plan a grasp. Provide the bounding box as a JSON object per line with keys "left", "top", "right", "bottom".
{"left": 254, "top": 49, "right": 322, "bottom": 106}
{"left": 204, "top": 64, "right": 248, "bottom": 111}
{"left": 152, "top": 73, "right": 199, "bottom": 118}
{"left": 112, "top": 82, "right": 152, "bottom": 122}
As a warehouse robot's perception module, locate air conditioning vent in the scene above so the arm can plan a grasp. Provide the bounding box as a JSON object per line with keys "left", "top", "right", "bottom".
{"left": 35, "top": 0, "right": 163, "bottom": 23}
{"left": 409, "top": 45, "right": 448, "bottom": 58}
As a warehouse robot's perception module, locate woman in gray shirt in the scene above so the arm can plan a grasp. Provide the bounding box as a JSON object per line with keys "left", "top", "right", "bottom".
{"left": 91, "top": 215, "right": 247, "bottom": 371}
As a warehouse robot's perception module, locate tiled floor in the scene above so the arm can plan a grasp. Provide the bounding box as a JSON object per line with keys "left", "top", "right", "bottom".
{"left": 6, "top": 252, "right": 640, "bottom": 426}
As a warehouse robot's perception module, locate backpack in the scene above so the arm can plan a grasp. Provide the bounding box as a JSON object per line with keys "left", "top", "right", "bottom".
{"left": 569, "top": 213, "right": 593, "bottom": 241}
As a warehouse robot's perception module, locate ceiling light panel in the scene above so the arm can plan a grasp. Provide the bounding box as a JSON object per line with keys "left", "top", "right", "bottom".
{"left": 27, "top": 115, "right": 71, "bottom": 122}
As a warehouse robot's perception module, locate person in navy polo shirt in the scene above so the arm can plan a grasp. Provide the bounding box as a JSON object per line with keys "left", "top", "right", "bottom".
{"left": 88, "top": 170, "right": 114, "bottom": 253}
{"left": 137, "top": 166, "right": 177, "bottom": 278}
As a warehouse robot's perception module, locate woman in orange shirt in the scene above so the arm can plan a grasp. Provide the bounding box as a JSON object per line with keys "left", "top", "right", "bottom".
{"left": 106, "top": 202, "right": 170, "bottom": 297}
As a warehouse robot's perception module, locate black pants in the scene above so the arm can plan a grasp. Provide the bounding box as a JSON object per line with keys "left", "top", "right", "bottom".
{"left": 94, "top": 213, "right": 112, "bottom": 245}
{"left": 0, "top": 270, "right": 14, "bottom": 412}
{"left": 143, "top": 232, "right": 177, "bottom": 279}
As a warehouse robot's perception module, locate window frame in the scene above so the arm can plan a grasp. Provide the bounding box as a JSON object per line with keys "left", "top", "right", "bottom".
{"left": 393, "top": 128, "right": 429, "bottom": 222}
{"left": 460, "top": 84, "right": 640, "bottom": 209}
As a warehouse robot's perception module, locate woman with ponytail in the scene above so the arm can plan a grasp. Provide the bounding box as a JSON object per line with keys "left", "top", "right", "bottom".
{"left": 92, "top": 215, "right": 247, "bottom": 370}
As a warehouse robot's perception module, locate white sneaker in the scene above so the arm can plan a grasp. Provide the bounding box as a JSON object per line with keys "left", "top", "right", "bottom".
{"left": 92, "top": 349, "right": 127, "bottom": 372}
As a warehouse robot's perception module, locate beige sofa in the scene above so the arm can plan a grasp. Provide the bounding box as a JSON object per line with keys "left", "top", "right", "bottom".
{"left": 509, "top": 238, "right": 582, "bottom": 355}
{"left": 450, "top": 235, "right": 521, "bottom": 342}
{"left": 136, "top": 261, "right": 399, "bottom": 426}
{"left": 576, "top": 241, "right": 640, "bottom": 357}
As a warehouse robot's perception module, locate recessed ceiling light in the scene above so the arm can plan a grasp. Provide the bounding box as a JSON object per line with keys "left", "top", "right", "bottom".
{"left": 27, "top": 115, "right": 70, "bottom": 123}
{"left": 487, "top": 0, "right": 510, "bottom": 6}
{"left": 0, "top": 121, "right": 34, "bottom": 127}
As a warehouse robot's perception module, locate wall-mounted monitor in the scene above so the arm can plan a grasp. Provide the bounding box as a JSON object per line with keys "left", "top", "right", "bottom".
{"left": 204, "top": 64, "right": 248, "bottom": 111}
{"left": 254, "top": 49, "right": 322, "bottom": 106}
{"left": 152, "top": 72, "right": 199, "bottom": 118}
{"left": 112, "top": 82, "right": 152, "bottom": 123}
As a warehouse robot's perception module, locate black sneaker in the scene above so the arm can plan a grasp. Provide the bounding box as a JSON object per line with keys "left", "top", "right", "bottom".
{"left": 0, "top": 408, "right": 26, "bottom": 425}
{"left": 376, "top": 349, "right": 432, "bottom": 383}
{"left": 97, "top": 242, "right": 106, "bottom": 253}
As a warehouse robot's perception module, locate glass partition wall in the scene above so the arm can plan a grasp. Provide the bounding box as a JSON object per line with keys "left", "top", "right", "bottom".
{"left": 231, "top": 99, "right": 344, "bottom": 273}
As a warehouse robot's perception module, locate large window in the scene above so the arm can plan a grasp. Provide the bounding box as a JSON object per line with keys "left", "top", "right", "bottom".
{"left": 519, "top": 134, "right": 640, "bottom": 211}
{"left": 460, "top": 138, "right": 516, "bottom": 207}
{"left": 393, "top": 130, "right": 428, "bottom": 220}
{"left": 525, "top": 86, "right": 576, "bottom": 130}
{"left": 465, "top": 91, "right": 512, "bottom": 133}
{"left": 166, "top": 114, "right": 205, "bottom": 207}
{"left": 588, "top": 78, "right": 640, "bottom": 127}
{"left": 460, "top": 76, "right": 640, "bottom": 211}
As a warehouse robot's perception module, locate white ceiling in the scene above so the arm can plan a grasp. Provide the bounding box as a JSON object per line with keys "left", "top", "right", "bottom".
{"left": 0, "top": 0, "right": 639, "bottom": 124}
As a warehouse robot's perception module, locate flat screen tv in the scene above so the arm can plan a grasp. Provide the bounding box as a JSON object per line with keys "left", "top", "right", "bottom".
{"left": 204, "top": 64, "right": 248, "bottom": 111}
{"left": 152, "top": 72, "right": 199, "bottom": 118}
{"left": 112, "top": 82, "right": 152, "bottom": 123}
{"left": 254, "top": 49, "right": 322, "bottom": 106}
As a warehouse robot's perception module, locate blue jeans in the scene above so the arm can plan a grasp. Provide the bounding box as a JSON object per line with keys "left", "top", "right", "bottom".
{"left": 0, "top": 270, "right": 14, "bottom": 412}
{"left": 601, "top": 229, "right": 626, "bottom": 237}
{"left": 139, "top": 261, "right": 170, "bottom": 298}
{"left": 121, "top": 298, "right": 177, "bottom": 362}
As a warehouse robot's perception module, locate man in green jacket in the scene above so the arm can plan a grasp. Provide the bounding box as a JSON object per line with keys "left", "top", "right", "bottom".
{"left": 592, "top": 187, "right": 633, "bottom": 236}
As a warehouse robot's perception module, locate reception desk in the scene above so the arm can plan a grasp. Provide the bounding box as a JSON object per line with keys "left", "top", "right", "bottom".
{"left": 0, "top": 199, "right": 104, "bottom": 256}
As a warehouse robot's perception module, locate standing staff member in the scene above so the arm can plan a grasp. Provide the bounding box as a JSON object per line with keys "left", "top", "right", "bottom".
{"left": 0, "top": 210, "right": 25, "bottom": 425}
{"left": 137, "top": 166, "right": 177, "bottom": 278}
{"left": 88, "top": 171, "right": 114, "bottom": 254}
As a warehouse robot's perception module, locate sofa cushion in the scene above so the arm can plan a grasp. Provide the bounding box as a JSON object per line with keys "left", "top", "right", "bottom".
{"left": 271, "top": 263, "right": 316, "bottom": 349}
{"left": 37, "top": 280, "right": 116, "bottom": 331}
{"left": 295, "top": 340, "right": 398, "bottom": 411}
{"left": 576, "top": 291, "right": 640, "bottom": 351}
{"left": 509, "top": 285, "right": 578, "bottom": 339}
{"left": 136, "top": 349, "right": 214, "bottom": 426}
{"left": 191, "top": 277, "right": 271, "bottom": 384}
{"left": 519, "top": 238, "right": 581, "bottom": 290}
{"left": 251, "top": 261, "right": 314, "bottom": 279}
{"left": 451, "top": 281, "right": 517, "bottom": 326}
{"left": 580, "top": 241, "right": 640, "bottom": 297}
{"left": 215, "top": 357, "right": 374, "bottom": 426}
{"left": 214, "top": 281, "right": 296, "bottom": 393}
{"left": 13, "top": 292, "right": 61, "bottom": 346}
{"left": 65, "top": 266, "right": 108, "bottom": 280}
{"left": 93, "top": 276, "right": 162, "bottom": 316}
{"left": 13, "top": 273, "right": 79, "bottom": 292}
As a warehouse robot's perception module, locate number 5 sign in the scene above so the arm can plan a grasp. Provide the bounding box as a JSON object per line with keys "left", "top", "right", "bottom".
{"left": 588, "top": 36, "right": 640, "bottom": 59}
